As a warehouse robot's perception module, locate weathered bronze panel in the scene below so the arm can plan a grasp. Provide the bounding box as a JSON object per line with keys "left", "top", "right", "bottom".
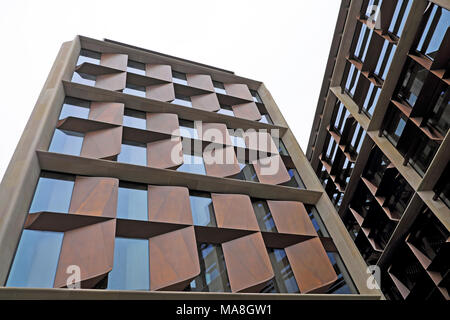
{"left": 267, "top": 201, "right": 317, "bottom": 236}
{"left": 145, "top": 64, "right": 172, "bottom": 82}
{"left": 252, "top": 155, "right": 290, "bottom": 185}
{"left": 100, "top": 53, "right": 128, "bottom": 71}
{"left": 81, "top": 126, "right": 123, "bottom": 160}
{"left": 223, "top": 83, "right": 253, "bottom": 101}
{"left": 146, "top": 83, "right": 175, "bottom": 102}
{"left": 232, "top": 102, "right": 262, "bottom": 121}
{"left": 222, "top": 232, "right": 274, "bottom": 292}
{"left": 89, "top": 102, "right": 124, "bottom": 125}
{"left": 95, "top": 72, "right": 127, "bottom": 91}
{"left": 191, "top": 93, "right": 220, "bottom": 112}
{"left": 186, "top": 74, "right": 214, "bottom": 91}
{"left": 211, "top": 193, "right": 259, "bottom": 231}
{"left": 148, "top": 185, "right": 193, "bottom": 225}
{"left": 149, "top": 226, "right": 200, "bottom": 291}
{"left": 146, "top": 113, "right": 179, "bottom": 135}
{"left": 203, "top": 145, "right": 241, "bottom": 178}
{"left": 147, "top": 137, "right": 183, "bottom": 169}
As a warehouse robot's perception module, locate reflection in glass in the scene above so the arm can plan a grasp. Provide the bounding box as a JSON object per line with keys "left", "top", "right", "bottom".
{"left": 117, "top": 184, "right": 148, "bottom": 220}
{"left": 189, "top": 243, "right": 230, "bottom": 292}
{"left": 177, "top": 154, "right": 206, "bottom": 175}
{"left": 417, "top": 4, "right": 450, "bottom": 60}
{"left": 123, "top": 109, "right": 146, "bottom": 130}
{"left": 217, "top": 105, "right": 234, "bottom": 116}
{"left": 29, "top": 174, "right": 74, "bottom": 213}
{"left": 189, "top": 194, "right": 216, "bottom": 227}
{"left": 127, "top": 60, "right": 146, "bottom": 75}
{"left": 172, "top": 71, "right": 188, "bottom": 85}
{"left": 107, "top": 237, "right": 149, "bottom": 290}
{"left": 7, "top": 230, "right": 64, "bottom": 288}
{"left": 71, "top": 72, "right": 96, "bottom": 86}
{"left": 252, "top": 200, "right": 277, "bottom": 232}
{"left": 48, "top": 129, "right": 84, "bottom": 156}
{"left": 259, "top": 114, "right": 273, "bottom": 124}
{"left": 267, "top": 248, "right": 299, "bottom": 293}
{"left": 59, "top": 97, "right": 90, "bottom": 120}
{"left": 76, "top": 49, "right": 101, "bottom": 66}
{"left": 123, "top": 84, "right": 146, "bottom": 97}
{"left": 213, "top": 81, "right": 227, "bottom": 95}
{"left": 397, "top": 60, "right": 427, "bottom": 107}
{"left": 117, "top": 142, "right": 147, "bottom": 166}
{"left": 179, "top": 120, "right": 198, "bottom": 139}
{"left": 172, "top": 95, "right": 192, "bottom": 107}
{"left": 282, "top": 169, "right": 306, "bottom": 189}
{"left": 234, "top": 162, "right": 259, "bottom": 182}
{"left": 388, "top": 0, "right": 412, "bottom": 37}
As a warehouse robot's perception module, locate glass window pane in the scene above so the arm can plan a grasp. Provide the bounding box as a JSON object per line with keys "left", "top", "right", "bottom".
{"left": 267, "top": 248, "right": 299, "bottom": 293}
{"left": 117, "top": 185, "right": 148, "bottom": 220}
{"left": 71, "top": 72, "right": 96, "bottom": 86}
{"left": 252, "top": 200, "right": 277, "bottom": 232}
{"left": 217, "top": 107, "right": 234, "bottom": 116}
{"left": 172, "top": 95, "right": 192, "bottom": 107}
{"left": 117, "top": 142, "right": 147, "bottom": 166}
{"left": 107, "top": 237, "right": 149, "bottom": 290}
{"left": 76, "top": 49, "right": 101, "bottom": 66}
{"left": 172, "top": 71, "right": 188, "bottom": 85}
{"left": 59, "top": 97, "right": 90, "bottom": 120}
{"left": 29, "top": 175, "right": 74, "bottom": 213}
{"left": 127, "top": 60, "right": 146, "bottom": 75}
{"left": 123, "top": 84, "right": 146, "bottom": 97}
{"left": 177, "top": 154, "right": 206, "bottom": 175}
{"left": 235, "top": 162, "right": 259, "bottom": 182}
{"left": 189, "top": 194, "right": 216, "bottom": 227}
{"left": 7, "top": 230, "right": 64, "bottom": 288}
{"left": 179, "top": 120, "right": 199, "bottom": 139}
{"left": 48, "top": 129, "right": 84, "bottom": 156}
{"left": 213, "top": 81, "right": 227, "bottom": 95}
{"left": 189, "top": 243, "right": 230, "bottom": 292}
{"left": 123, "top": 109, "right": 146, "bottom": 130}
{"left": 282, "top": 168, "right": 306, "bottom": 189}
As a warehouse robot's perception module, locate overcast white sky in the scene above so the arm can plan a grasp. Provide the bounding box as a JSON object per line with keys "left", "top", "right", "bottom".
{"left": 0, "top": 0, "right": 340, "bottom": 181}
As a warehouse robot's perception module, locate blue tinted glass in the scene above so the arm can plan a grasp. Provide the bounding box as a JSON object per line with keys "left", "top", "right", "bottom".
{"left": 107, "top": 237, "right": 149, "bottom": 290}
{"left": 361, "top": 29, "right": 373, "bottom": 61}
{"left": 418, "top": 6, "right": 450, "bottom": 58}
{"left": 76, "top": 49, "right": 100, "bottom": 66}
{"left": 172, "top": 98, "right": 192, "bottom": 107}
{"left": 231, "top": 135, "right": 246, "bottom": 148}
{"left": 123, "top": 115, "right": 146, "bottom": 130}
{"left": 177, "top": 154, "right": 206, "bottom": 175}
{"left": 214, "top": 87, "right": 227, "bottom": 95}
{"left": 179, "top": 126, "right": 199, "bottom": 139}
{"left": 394, "top": 0, "right": 412, "bottom": 37}
{"left": 395, "top": 118, "right": 406, "bottom": 137}
{"left": 59, "top": 103, "right": 89, "bottom": 120}
{"left": 71, "top": 72, "right": 96, "bottom": 86}
{"left": 7, "top": 230, "right": 64, "bottom": 288}
{"left": 29, "top": 176, "right": 74, "bottom": 213}
{"left": 259, "top": 114, "right": 272, "bottom": 124}
{"left": 287, "top": 169, "right": 306, "bottom": 189}
{"left": 123, "top": 86, "right": 146, "bottom": 97}
{"left": 354, "top": 24, "right": 367, "bottom": 58}
{"left": 253, "top": 201, "right": 277, "bottom": 232}
{"left": 49, "top": 129, "right": 84, "bottom": 156}
{"left": 117, "top": 143, "right": 147, "bottom": 166}
{"left": 117, "top": 187, "right": 148, "bottom": 220}
{"left": 190, "top": 195, "right": 216, "bottom": 227}
{"left": 268, "top": 248, "right": 300, "bottom": 293}
{"left": 217, "top": 108, "right": 234, "bottom": 116}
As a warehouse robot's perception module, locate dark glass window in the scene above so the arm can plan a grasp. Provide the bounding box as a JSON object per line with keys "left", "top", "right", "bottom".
{"left": 107, "top": 237, "right": 149, "bottom": 290}
{"left": 408, "top": 135, "right": 439, "bottom": 176}
{"left": 123, "top": 83, "right": 146, "bottom": 97}
{"left": 217, "top": 104, "right": 234, "bottom": 116}
{"left": 353, "top": 23, "right": 373, "bottom": 62}
{"left": 49, "top": 129, "right": 84, "bottom": 156}
{"left": 250, "top": 89, "right": 262, "bottom": 103}
{"left": 252, "top": 200, "right": 277, "bottom": 232}
{"left": 235, "top": 160, "right": 259, "bottom": 182}
{"left": 7, "top": 230, "right": 64, "bottom": 288}
{"left": 213, "top": 80, "right": 227, "bottom": 95}
{"left": 117, "top": 183, "right": 148, "bottom": 221}
{"left": 177, "top": 153, "right": 206, "bottom": 175}
{"left": 117, "top": 141, "right": 147, "bottom": 166}
{"left": 127, "top": 60, "right": 146, "bottom": 75}
{"left": 267, "top": 248, "right": 299, "bottom": 293}
{"left": 344, "top": 63, "right": 361, "bottom": 97}
{"left": 59, "top": 97, "right": 90, "bottom": 120}
{"left": 427, "top": 85, "right": 450, "bottom": 136}
{"left": 188, "top": 243, "right": 230, "bottom": 292}
{"left": 277, "top": 140, "right": 289, "bottom": 156}
{"left": 71, "top": 71, "right": 96, "bottom": 86}
{"left": 374, "top": 41, "right": 397, "bottom": 81}
{"left": 123, "top": 109, "right": 146, "bottom": 130}
{"left": 416, "top": 4, "right": 450, "bottom": 60}
{"left": 229, "top": 130, "right": 246, "bottom": 148}
{"left": 189, "top": 193, "right": 216, "bottom": 227}
{"left": 172, "top": 71, "right": 188, "bottom": 85}
{"left": 383, "top": 106, "right": 407, "bottom": 146}
{"left": 76, "top": 49, "right": 101, "bottom": 66}
{"left": 397, "top": 60, "right": 427, "bottom": 107}
{"left": 172, "top": 94, "right": 192, "bottom": 107}
{"left": 388, "top": 0, "right": 413, "bottom": 38}
{"left": 29, "top": 173, "right": 75, "bottom": 214}
{"left": 259, "top": 114, "right": 273, "bottom": 124}
{"left": 363, "top": 83, "right": 381, "bottom": 117}
{"left": 282, "top": 168, "right": 306, "bottom": 189}
{"left": 179, "top": 120, "right": 199, "bottom": 139}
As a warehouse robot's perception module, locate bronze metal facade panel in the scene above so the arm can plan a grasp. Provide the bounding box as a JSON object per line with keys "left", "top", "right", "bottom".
{"left": 186, "top": 74, "right": 214, "bottom": 91}
{"left": 89, "top": 102, "right": 124, "bottom": 125}
{"left": 69, "top": 176, "right": 119, "bottom": 218}
{"left": 81, "top": 126, "right": 123, "bottom": 160}
{"left": 100, "top": 53, "right": 128, "bottom": 71}
{"left": 285, "top": 237, "right": 337, "bottom": 293}
{"left": 54, "top": 219, "right": 116, "bottom": 288}
{"left": 222, "top": 232, "right": 274, "bottom": 293}
{"left": 244, "top": 130, "right": 278, "bottom": 154}
{"left": 146, "top": 83, "right": 175, "bottom": 102}
{"left": 267, "top": 201, "right": 317, "bottom": 236}
{"left": 223, "top": 83, "right": 253, "bottom": 101}
{"left": 148, "top": 185, "right": 193, "bottom": 225}
{"left": 211, "top": 193, "right": 259, "bottom": 231}
{"left": 147, "top": 137, "right": 183, "bottom": 169}
{"left": 199, "top": 122, "right": 233, "bottom": 145}
{"left": 190, "top": 93, "right": 220, "bottom": 112}
{"left": 145, "top": 64, "right": 172, "bottom": 82}
{"left": 146, "top": 113, "right": 179, "bottom": 135}
{"left": 149, "top": 226, "right": 200, "bottom": 291}
{"left": 232, "top": 102, "right": 262, "bottom": 121}
{"left": 95, "top": 72, "right": 127, "bottom": 91}
{"left": 203, "top": 145, "right": 241, "bottom": 178}
{"left": 252, "top": 155, "right": 291, "bottom": 185}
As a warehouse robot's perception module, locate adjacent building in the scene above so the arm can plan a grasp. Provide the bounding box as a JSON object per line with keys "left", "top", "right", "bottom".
{"left": 0, "top": 35, "right": 381, "bottom": 299}
{"left": 306, "top": 0, "right": 449, "bottom": 300}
